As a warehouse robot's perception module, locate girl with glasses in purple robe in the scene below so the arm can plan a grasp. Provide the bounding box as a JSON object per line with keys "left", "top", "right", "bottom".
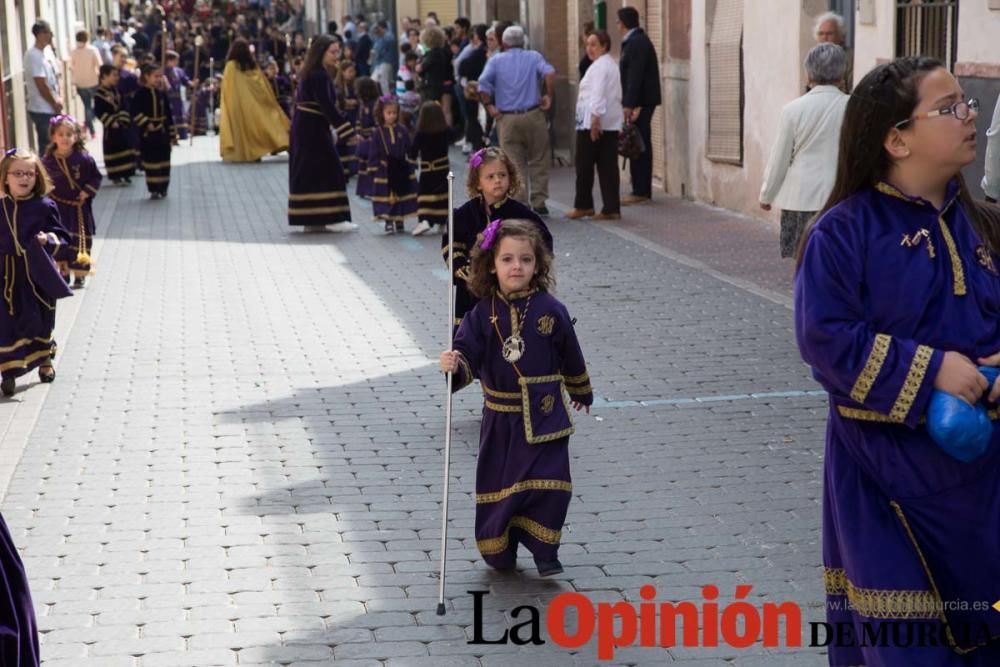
{"left": 796, "top": 56, "right": 1000, "bottom": 666}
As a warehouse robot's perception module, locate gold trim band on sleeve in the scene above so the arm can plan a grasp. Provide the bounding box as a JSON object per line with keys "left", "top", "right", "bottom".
{"left": 888, "top": 345, "right": 934, "bottom": 423}
{"left": 850, "top": 334, "right": 891, "bottom": 404}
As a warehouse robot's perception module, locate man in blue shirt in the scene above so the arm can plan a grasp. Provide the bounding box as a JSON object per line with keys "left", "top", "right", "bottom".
{"left": 372, "top": 21, "right": 398, "bottom": 97}
{"left": 477, "top": 25, "right": 556, "bottom": 215}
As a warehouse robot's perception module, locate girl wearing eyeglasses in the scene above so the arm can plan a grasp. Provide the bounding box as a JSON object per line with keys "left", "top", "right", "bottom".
{"left": 0, "top": 149, "right": 74, "bottom": 397}
{"left": 795, "top": 57, "right": 1000, "bottom": 666}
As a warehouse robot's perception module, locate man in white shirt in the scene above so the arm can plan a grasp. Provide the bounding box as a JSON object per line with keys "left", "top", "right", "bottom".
{"left": 25, "top": 20, "right": 62, "bottom": 152}
{"left": 70, "top": 30, "right": 103, "bottom": 137}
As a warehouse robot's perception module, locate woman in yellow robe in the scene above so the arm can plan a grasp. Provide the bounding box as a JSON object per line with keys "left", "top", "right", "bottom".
{"left": 219, "top": 38, "right": 290, "bottom": 162}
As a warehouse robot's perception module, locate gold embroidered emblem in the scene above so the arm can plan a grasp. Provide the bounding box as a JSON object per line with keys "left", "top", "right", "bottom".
{"left": 900, "top": 229, "right": 935, "bottom": 259}
{"left": 536, "top": 314, "right": 555, "bottom": 336}
{"left": 977, "top": 245, "right": 998, "bottom": 275}
{"left": 540, "top": 394, "right": 555, "bottom": 415}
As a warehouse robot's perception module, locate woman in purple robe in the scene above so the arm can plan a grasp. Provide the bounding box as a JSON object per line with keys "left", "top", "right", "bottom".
{"left": 0, "top": 150, "right": 74, "bottom": 396}
{"left": 366, "top": 95, "right": 417, "bottom": 234}
{"left": 0, "top": 512, "right": 39, "bottom": 666}
{"left": 796, "top": 56, "right": 1000, "bottom": 665}
{"left": 42, "top": 116, "right": 101, "bottom": 287}
{"left": 441, "top": 219, "right": 592, "bottom": 576}
{"left": 287, "top": 35, "right": 355, "bottom": 232}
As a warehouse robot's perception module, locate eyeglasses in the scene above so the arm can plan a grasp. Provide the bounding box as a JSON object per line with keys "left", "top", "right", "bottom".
{"left": 894, "top": 98, "right": 980, "bottom": 129}
{"left": 8, "top": 171, "right": 36, "bottom": 179}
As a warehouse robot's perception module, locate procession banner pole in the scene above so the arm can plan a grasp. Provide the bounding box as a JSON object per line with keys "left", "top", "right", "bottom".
{"left": 190, "top": 35, "right": 202, "bottom": 146}
{"left": 436, "top": 171, "right": 457, "bottom": 616}
{"left": 209, "top": 57, "right": 215, "bottom": 134}
{"left": 160, "top": 21, "right": 167, "bottom": 72}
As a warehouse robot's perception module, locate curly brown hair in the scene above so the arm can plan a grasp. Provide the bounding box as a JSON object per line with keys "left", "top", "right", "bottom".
{"left": 466, "top": 219, "right": 555, "bottom": 299}
{"left": 465, "top": 146, "right": 521, "bottom": 199}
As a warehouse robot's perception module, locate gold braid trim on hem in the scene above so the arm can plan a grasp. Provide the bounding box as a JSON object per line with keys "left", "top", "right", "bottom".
{"left": 823, "top": 567, "right": 939, "bottom": 620}
{"left": 476, "top": 479, "right": 572, "bottom": 504}
{"left": 0, "top": 348, "right": 53, "bottom": 373}
{"left": 289, "top": 190, "right": 348, "bottom": 201}
{"left": 477, "top": 515, "right": 562, "bottom": 555}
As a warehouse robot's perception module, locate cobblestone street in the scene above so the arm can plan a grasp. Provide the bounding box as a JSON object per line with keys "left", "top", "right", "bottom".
{"left": 0, "top": 136, "right": 830, "bottom": 666}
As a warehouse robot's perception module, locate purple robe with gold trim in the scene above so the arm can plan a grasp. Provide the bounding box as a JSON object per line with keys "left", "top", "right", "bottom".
{"left": 366, "top": 123, "right": 417, "bottom": 222}
{"left": 164, "top": 65, "right": 191, "bottom": 139}
{"left": 42, "top": 151, "right": 101, "bottom": 277}
{"left": 796, "top": 180, "right": 1000, "bottom": 665}
{"left": 451, "top": 289, "right": 593, "bottom": 568}
{"left": 0, "top": 512, "right": 39, "bottom": 666}
{"left": 443, "top": 197, "right": 552, "bottom": 329}
{"left": 0, "top": 196, "right": 73, "bottom": 380}
{"left": 287, "top": 69, "right": 354, "bottom": 227}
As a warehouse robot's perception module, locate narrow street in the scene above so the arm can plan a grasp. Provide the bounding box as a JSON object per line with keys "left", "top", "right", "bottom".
{"left": 0, "top": 136, "right": 828, "bottom": 666}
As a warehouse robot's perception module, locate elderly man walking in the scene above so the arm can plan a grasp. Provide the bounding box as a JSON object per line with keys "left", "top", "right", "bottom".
{"left": 477, "top": 25, "right": 555, "bottom": 215}
{"left": 25, "top": 19, "right": 63, "bottom": 152}
{"left": 814, "top": 11, "right": 853, "bottom": 91}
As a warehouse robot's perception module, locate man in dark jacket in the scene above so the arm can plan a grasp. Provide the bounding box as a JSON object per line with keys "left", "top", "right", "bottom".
{"left": 617, "top": 7, "right": 661, "bottom": 204}
{"left": 354, "top": 21, "right": 373, "bottom": 77}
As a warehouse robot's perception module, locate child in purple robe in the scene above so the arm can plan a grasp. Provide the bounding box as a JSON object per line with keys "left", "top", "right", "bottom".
{"left": 366, "top": 95, "right": 417, "bottom": 234}
{"left": 440, "top": 219, "right": 592, "bottom": 576}
{"left": 353, "top": 77, "right": 379, "bottom": 199}
{"left": 334, "top": 61, "right": 360, "bottom": 178}
{"left": 0, "top": 512, "right": 39, "bottom": 666}
{"left": 94, "top": 65, "right": 135, "bottom": 184}
{"left": 408, "top": 101, "right": 454, "bottom": 236}
{"left": 445, "top": 147, "right": 552, "bottom": 331}
{"left": 796, "top": 56, "right": 1000, "bottom": 666}
{"left": 164, "top": 51, "right": 194, "bottom": 140}
{"left": 0, "top": 149, "right": 74, "bottom": 396}
{"left": 42, "top": 116, "right": 101, "bottom": 287}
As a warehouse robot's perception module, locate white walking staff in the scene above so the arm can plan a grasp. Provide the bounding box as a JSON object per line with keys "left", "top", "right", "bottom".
{"left": 437, "top": 172, "right": 457, "bottom": 616}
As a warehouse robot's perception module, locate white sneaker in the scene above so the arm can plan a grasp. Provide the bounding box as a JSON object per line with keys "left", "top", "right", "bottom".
{"left": 412, "top": 220, "right": 433, "bottom": 236}
{"left": 453, "top": 137, "right": 465, "bottom": 147}
{"left": 329, "top": 221, "right": 359, "bottom": 232}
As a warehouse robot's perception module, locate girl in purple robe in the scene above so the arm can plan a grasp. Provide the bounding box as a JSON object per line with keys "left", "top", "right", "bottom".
{"left": 0, "top": 149, "right": 74, "bottom": 396}
{"left": 287, "top": 35, "right": 356, "bottom": 232}
{"left": 408, "top": 101, "right": 454, "bottom": 236}
{"left": 132, "top": 63, "right": 177, "bottom": 199}
{"left": 334, "top": 61, "right": 360, "bottom": 178}
{"left": 94, "top": 65, "right": 135, "bottom": 184}
{"left": 353, "top": 77, "right": 379, "bottom": 199}
{"left": 42, "top": 116, "right": 101, "bottom": 288}
{"left": 366, "top": 95, "right": 417, "bottom": 234}
{"left": 440, "top": 219, "right": 592, "bottom": 576}
{"left": 164, "top": 51, "right": 193, "bottom": 140}
{"left": 445, "top": 147, "right": 552, "bottom": 330}
{"left": 796, "top": 56, "right": 1000, "bottom": 665}
{"left": 0, "top": 512, "right": 39, "bottom": 666}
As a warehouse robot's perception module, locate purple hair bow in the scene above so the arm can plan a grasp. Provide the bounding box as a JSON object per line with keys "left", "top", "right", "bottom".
{"left": 378, "top": 93, "right": 396, "bottom": 104}
{"left": 49, "top": 114, "right": 78, "bottom": 126}
{"left": 468, "top": 148, "right": 486, "bottom": 169}
{"left": 480, "top": 218, "right": 501, "bottom": 250}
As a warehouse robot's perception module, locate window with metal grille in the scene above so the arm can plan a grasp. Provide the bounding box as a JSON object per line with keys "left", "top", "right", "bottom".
{"left": 706, "top": 0, "right": 744, "bottom": 165}
{"left": 895, "top": 0, "right": 958, "bottom": 70}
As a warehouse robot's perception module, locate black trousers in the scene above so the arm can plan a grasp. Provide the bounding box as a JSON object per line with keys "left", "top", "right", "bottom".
{"left": 630, "top": 107, "right": 655, "bottom": 197}
{"left": 464, "top": 98, "right": 484, "bottom": 150}
{"left": 573, "top": 130, "right": 620, "bottom": 214}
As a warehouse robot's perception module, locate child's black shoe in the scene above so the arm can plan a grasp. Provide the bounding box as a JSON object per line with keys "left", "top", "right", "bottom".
{"left": 534, "top": 558, "right": 563, "bottom": 577}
